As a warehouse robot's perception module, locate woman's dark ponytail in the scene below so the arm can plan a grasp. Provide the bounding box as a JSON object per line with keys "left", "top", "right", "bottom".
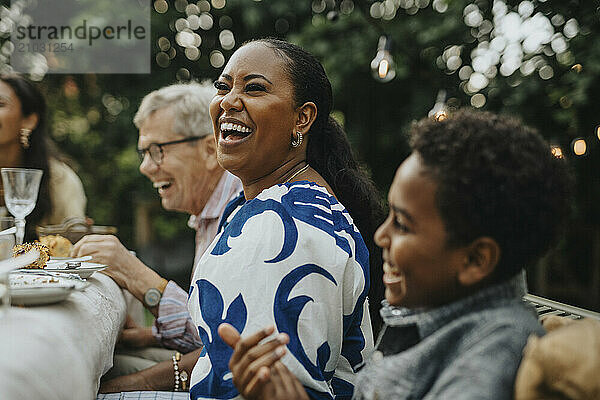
{"left": 252, "top": 39, "right": 386, "bottom": 333}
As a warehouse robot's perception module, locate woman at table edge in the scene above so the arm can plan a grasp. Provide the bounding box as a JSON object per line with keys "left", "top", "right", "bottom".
{"left": 96, "top": 38, "right": 384, "bottom": 397}
{"left": 0, "top": 73, "right": 87, "bottom": 240}
{"left": 185, "top": 38, "right": 385, "bottom": 399}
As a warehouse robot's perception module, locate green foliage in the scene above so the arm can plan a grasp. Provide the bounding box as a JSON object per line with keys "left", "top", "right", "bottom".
{"left": 2, "top": 0, "right": 597, "bottom": 306}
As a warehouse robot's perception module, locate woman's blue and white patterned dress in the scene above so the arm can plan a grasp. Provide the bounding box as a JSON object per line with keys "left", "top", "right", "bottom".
{"left": 188, "top": 181, "right": 374, "bottom": 400}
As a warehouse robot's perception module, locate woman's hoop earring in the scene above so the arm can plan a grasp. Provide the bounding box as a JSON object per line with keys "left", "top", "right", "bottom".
{"left": 291, "top": 131, "right": 303, "bottom": 148}
{"left": 20, "top": 128, "right": 31, "bottom": 149}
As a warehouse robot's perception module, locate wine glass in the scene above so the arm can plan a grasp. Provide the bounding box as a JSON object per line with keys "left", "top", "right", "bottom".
{"left": 0, "top": 217, "right": 15, "bottom": 318}
{"left": 1, "top": 168, "right": 43, "bottom": 245}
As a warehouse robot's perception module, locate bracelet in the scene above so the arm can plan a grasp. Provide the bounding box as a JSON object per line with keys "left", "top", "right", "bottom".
{"left": 172, "top": 352, "right": 181, "bottom": 392}
{"left": 172, "top": 351, "right": 189, "bottom": 392}
{"left": 181, "top": 368, "right": 189, "bottom": 391}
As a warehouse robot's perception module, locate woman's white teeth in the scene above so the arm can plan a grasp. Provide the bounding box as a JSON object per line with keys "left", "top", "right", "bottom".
{"left": 220, "top": 122, "right": 251, "bottom": 134}
{"left": 153, "top": 181, "right": 171, "bottom": 189}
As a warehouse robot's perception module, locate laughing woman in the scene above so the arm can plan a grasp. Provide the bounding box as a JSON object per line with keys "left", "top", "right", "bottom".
{"left": 187, "top": 39, "right": 384, "bottom": 400}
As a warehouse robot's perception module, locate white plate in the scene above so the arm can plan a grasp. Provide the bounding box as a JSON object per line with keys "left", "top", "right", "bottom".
{"left": 11, "top": 286, "right": 74, "bottom": 306}
{"left": 46, "top": 256, "right": 92, "bottom": 263}
{"left": 10, "top": 274, "right": 90, "bottom": 306}
{"left": 44, "top": 262, "right": 107, "bottom": 279}
{"left": 17, "top": 258, "right": 107, "bottom": 279}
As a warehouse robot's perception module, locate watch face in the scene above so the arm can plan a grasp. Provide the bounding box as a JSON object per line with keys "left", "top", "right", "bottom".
{"left": 144, "top": 287, "right": 161, "bottom": 307}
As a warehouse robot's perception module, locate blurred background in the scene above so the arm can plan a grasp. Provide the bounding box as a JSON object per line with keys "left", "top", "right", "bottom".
{"left": 1, "top": 0, "right": 598, "bottom": 311}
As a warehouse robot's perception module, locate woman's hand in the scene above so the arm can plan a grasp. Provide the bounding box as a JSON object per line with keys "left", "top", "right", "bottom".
{"left": 99, "top": 370, "right": 154, "bottom": 393}
{"left": 100, "top": 348, "right": 204, "bottom": 393}
{"left": 218, "top": 323, "right": 308, "bottom": 400}
{"left": 118, "top": 315, "right": 158, "bottom": 348}
{"left": 267, "top": 361, "right": 310, "bottom": 400}
{"left": 218, "top": 323, "right": 287, "bottom": 399}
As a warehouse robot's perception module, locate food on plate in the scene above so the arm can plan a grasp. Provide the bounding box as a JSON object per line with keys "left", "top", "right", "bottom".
{"left": 10, "top": 274, "right": 60, "bottom": 287}
{"left": 38, "top": 234, "right": 73, "bottom": 257}
{"left": 12, "top": 242, "right": 50, "bottom": 269}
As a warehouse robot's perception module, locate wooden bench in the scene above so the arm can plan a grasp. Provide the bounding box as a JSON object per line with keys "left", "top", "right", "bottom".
{"left": 523, "top": 293, "right": 600, "bottom": 321}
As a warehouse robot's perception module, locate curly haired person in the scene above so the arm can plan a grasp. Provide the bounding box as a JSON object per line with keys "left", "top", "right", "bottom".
{"left": 219, "top": 109, "right": 572, "bottom": 400}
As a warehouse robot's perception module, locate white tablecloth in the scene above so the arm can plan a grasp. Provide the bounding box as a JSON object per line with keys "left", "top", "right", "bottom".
{"left": 0, "top": 273, "right": 126, "bottom": 400}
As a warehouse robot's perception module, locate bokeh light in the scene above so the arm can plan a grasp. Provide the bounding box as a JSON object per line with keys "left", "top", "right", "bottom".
{"left": 572, "top": 138, "right": 587, "bottom": 156}
{"left": 175, "top": 18, "right": 190, "bottom": 32}
{"left": 550, "top": 145, "right": 563, "bottom": 159}
{"left": 210, "top": 50, "right": 225, "bottom": 68}
{"left": 199, "top": 13, "right": 214, "bottom": 30}
{"left": 211, "top": 0, "right": 226, "bottom": 10}
{"left": 176, "top": 68, "right": 191, "bottom": 81}
{"left": 158, "top": 37, "right": 171, "bottom": 52}
{"left": 539, "top": 65, "right": 554, "bottom": 79}
{"left": 219, "top": 16, "right": 233, "bottom": 29}
{"left": 197, "top": 0, "right": 211, "bottom": 12}
{"left": 440, "top": 1, "right": 580, "bottom": 95}
{"left": 185, "top": 4, "right": 199, "bottom": 16}
{"left": 219, "top": 30, "right": 235, "bottom": 50}
{"left": 312, "top": 0, "right": 326, "bottom": 14}
{"left": 156, "top": 52, "right": 170, "bottom": 68}
{"left": 185, "top": 47, "right": 201, "bottom": 61}
{"left": 433, "top": 0, "right": 448, "bottom": 13}
{"left": 340, "top": 0, "right": 355, "bottom": 15}
{"left": 470, "top": 93, "right": 486, "bottom": 108}
{"left": 188, "top": 15, "right": 201, "bottom": 30}
{"left": 175, "top": 31, "right": 195, "bottom": 48}
{"left": 174, "top": 0, "right": 188, "bottom": 13}
{"left": 369, "top": 3, "right": 382, "bottom": 19}
{"left": 154, "top": 0, "right": 168, "bottom": 14}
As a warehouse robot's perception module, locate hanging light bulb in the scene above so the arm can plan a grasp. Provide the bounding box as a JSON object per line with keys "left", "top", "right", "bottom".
{"left": 371, "top": 35, "right": 396, "bottom": 83}
{"left": 572, "top": 138, "right": 587, "bottom": 156}
{"left": 428, "top": 89, "right": 448, "bottom": 121}
{"left": 550, "top": 144, "right": 564, "bottom": 159}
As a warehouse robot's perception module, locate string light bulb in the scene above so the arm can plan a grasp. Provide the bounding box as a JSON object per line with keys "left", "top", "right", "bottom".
{"left": 371, "top": 35, "right": 396, "bottom": 83}
{"left": 550, "top": 145, "right": 564, "bottom": 159}
{"left": 572, "top": 138, "right": 587, "bottom": 156}
{"left": 429, "top": 89, "right": 448, "bottom": 121}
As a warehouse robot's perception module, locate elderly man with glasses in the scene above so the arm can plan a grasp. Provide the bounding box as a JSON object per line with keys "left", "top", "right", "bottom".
{"left": 72, "top": 82, "right": 242, "bottom": 391}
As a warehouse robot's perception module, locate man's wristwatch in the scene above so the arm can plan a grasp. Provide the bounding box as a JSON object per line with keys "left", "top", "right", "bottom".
{"left": 143, "top": 278, "right": 168, "bottom": 308}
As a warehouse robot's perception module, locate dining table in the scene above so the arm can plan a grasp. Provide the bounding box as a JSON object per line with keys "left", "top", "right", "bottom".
{"left": 0, "top": 272, "right": 126, "bottom": 400}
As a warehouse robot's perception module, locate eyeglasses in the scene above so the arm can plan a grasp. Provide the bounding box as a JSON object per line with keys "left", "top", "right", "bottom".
{"left": 137, "top": 136, "right": 204, "bottom": 165}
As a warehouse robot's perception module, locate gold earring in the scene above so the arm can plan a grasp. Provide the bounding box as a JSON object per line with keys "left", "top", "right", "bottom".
{"left": 290, "top": 131, "right": 303, "bottom": 148}
{"left": 20, "top": 128, "right": 32, "bottom": 149}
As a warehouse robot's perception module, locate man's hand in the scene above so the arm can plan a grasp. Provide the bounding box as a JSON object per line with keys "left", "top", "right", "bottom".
{"left": 72, "top": 235, "right": 166, "bottom": 313}
{"left": 218, "top": 323, "right": 308, "bottom": 400}
{"left": 72, "top": 234, "right": 140, "bottom": 289}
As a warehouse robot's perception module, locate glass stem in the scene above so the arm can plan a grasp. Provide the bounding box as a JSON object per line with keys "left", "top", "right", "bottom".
{"left": 15, "top": 218, "right": 25, "bottom": 245}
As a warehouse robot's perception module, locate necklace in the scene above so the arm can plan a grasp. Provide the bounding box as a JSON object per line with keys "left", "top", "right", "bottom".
{"left": 285, "top": 163, "right": 310, "bottom": 183}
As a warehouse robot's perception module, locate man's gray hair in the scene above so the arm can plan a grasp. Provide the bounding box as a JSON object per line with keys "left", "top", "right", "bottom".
{"left": 133, "top": 81, "right": 216, "bottom": 138}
